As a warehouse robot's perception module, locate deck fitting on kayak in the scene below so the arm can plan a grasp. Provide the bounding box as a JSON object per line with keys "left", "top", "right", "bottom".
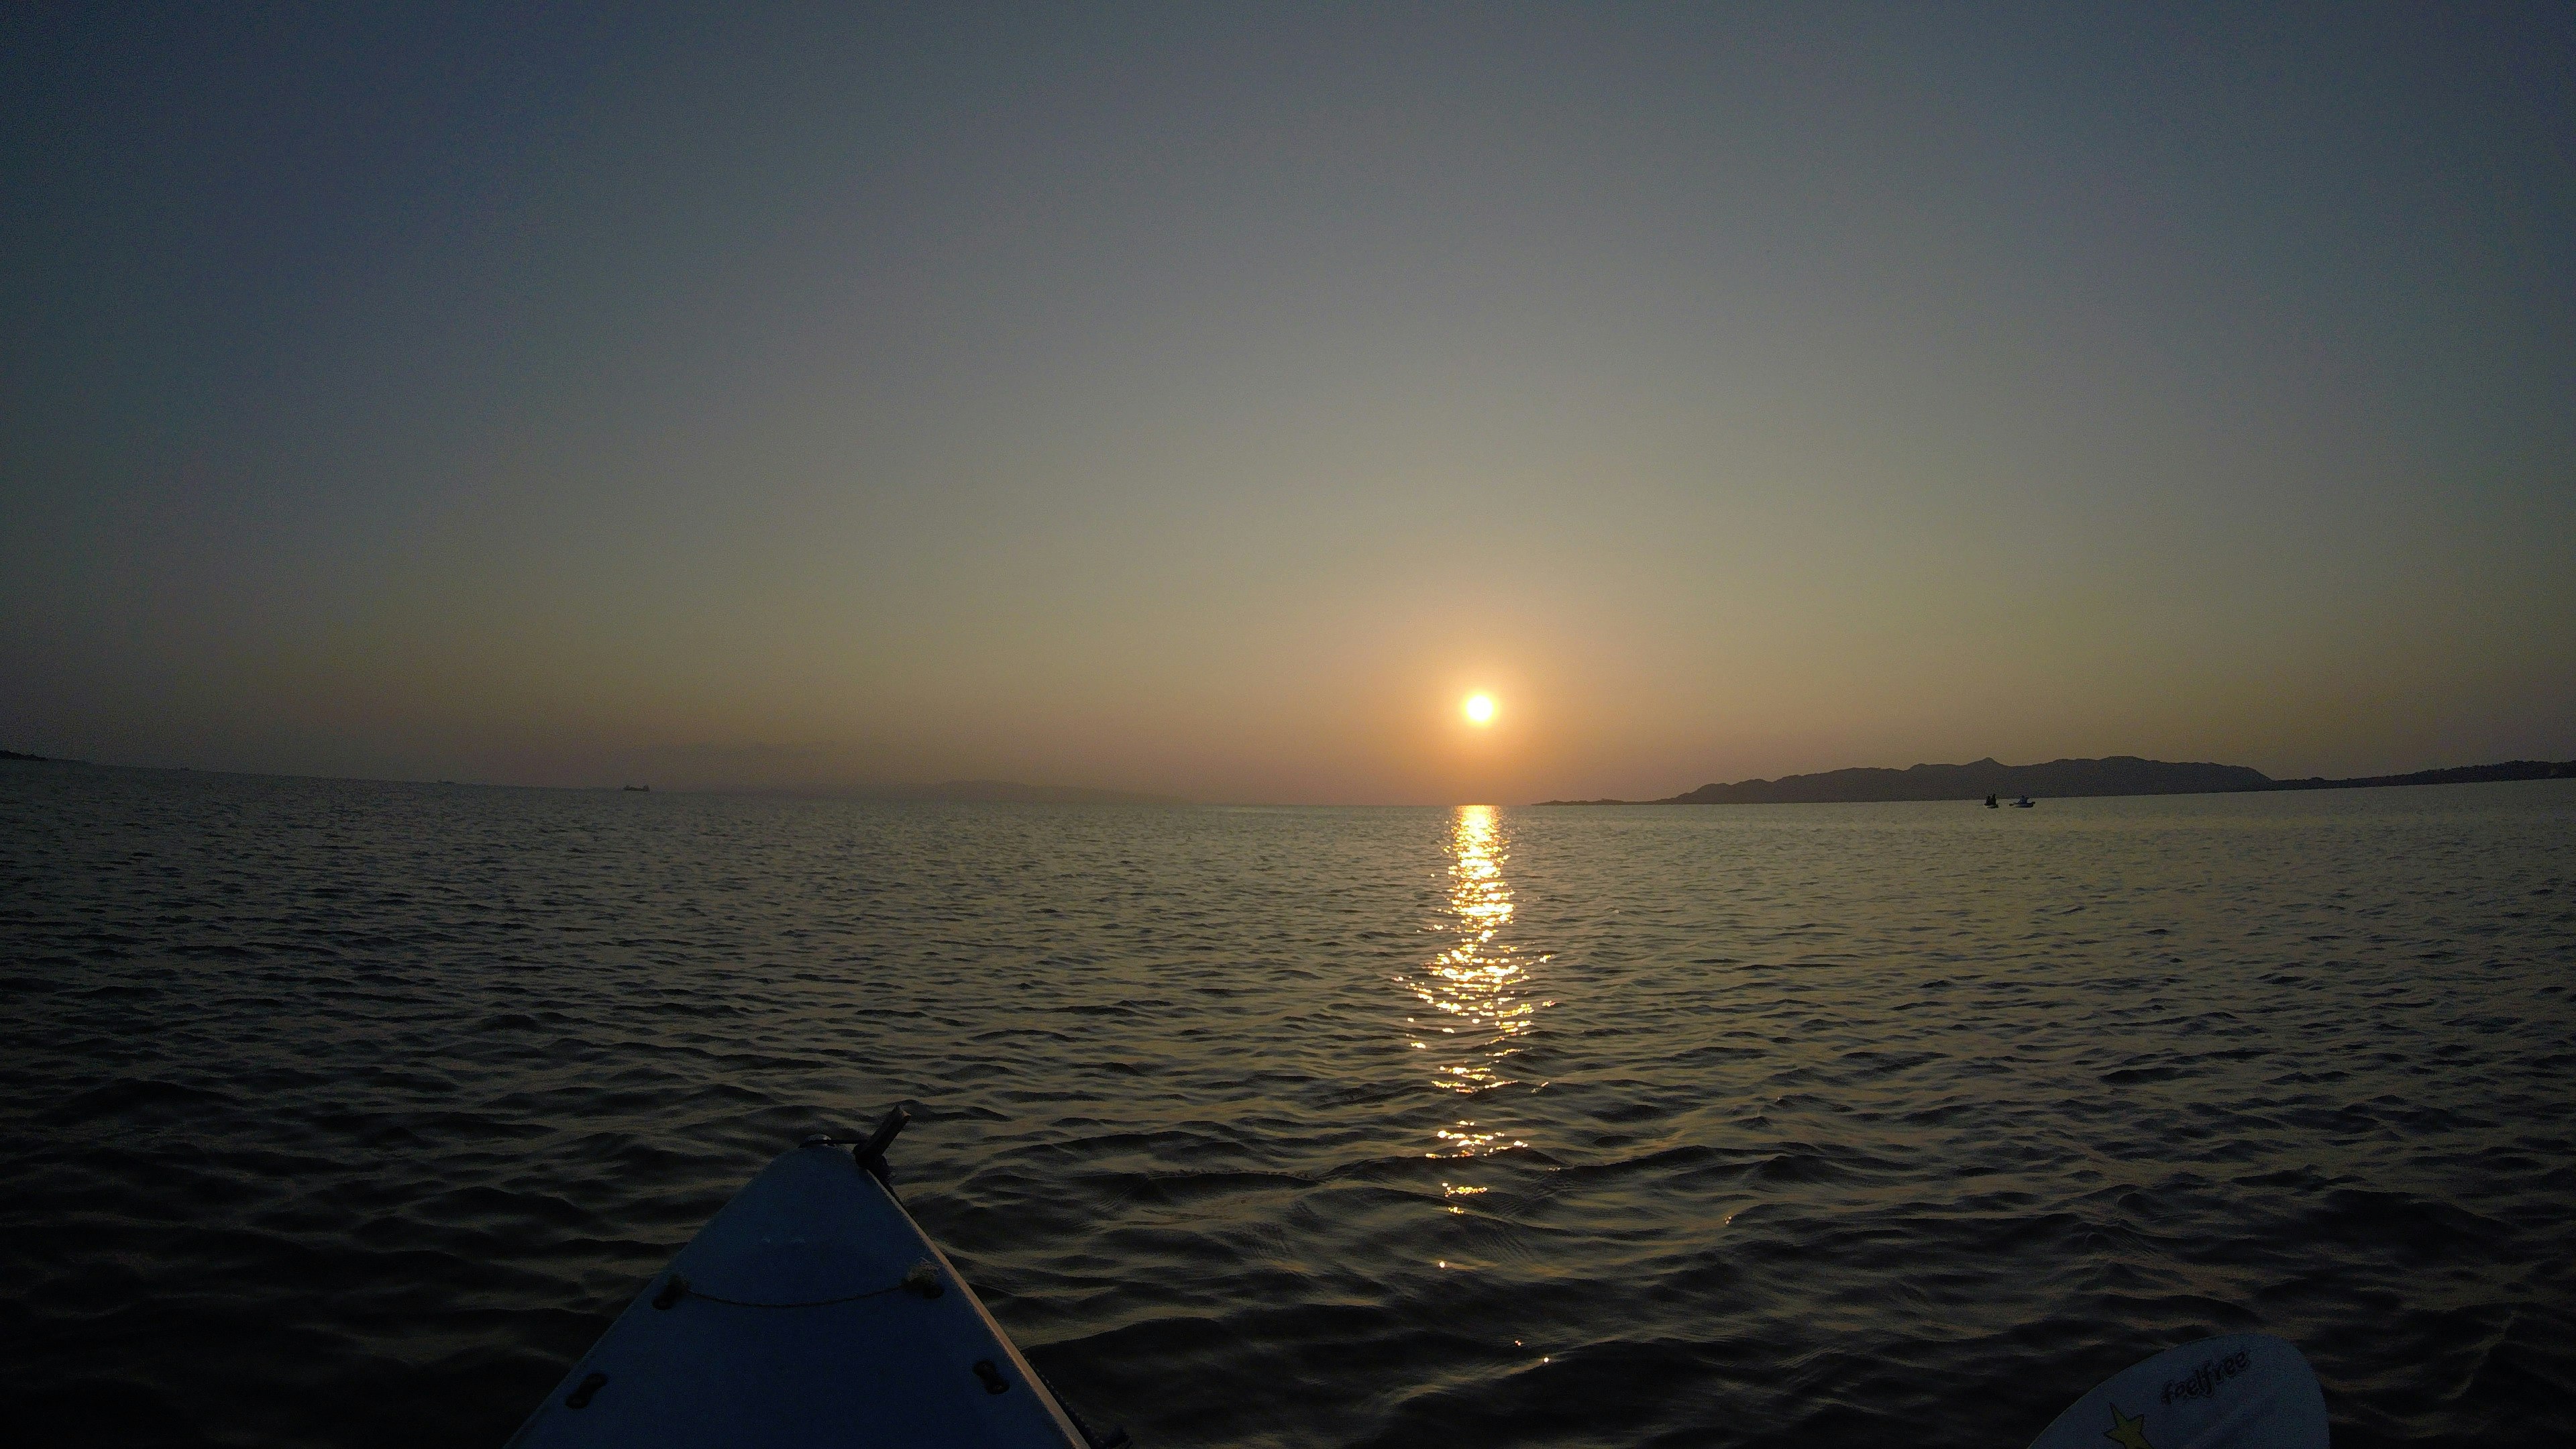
{"left": 904, "top": 1260, "right": 945, "bottom": 1298}
{"left": 651, "top": 1275, "right": 688, "bottom": 1309}
{"left": 855, "top": 1104, "right": 910, "bottom": 1184}
{"left": 565, "top": 1372, "right": 607, "bottom": 1409}
{"left": 974, "top": 1360, "right": 1010, "bottom": 1395}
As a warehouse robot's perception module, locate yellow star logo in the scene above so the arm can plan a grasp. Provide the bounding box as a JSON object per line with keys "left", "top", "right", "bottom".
{"left": 2104, "top": 1403, "right": 2154, "bottom": 1449}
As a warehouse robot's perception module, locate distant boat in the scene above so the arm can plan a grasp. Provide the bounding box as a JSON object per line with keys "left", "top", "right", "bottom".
{"left": 2012, "top": 796, "right": 2034, "bottom": 808}
{"left": 1984, "top": 794, "right": 1999, "bottom": 808}
{"left": 622, "top": 784, "right": 650, "bottom": 792}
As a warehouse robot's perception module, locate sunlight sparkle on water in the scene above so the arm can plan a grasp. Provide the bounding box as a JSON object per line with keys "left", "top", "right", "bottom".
{"left": 1405, "top": 805, "right": 1550, "bottom": 1159}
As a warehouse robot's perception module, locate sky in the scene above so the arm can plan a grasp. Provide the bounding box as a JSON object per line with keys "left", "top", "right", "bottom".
{"left": 4, "top": 3, "right": 2571, "bottom": 804}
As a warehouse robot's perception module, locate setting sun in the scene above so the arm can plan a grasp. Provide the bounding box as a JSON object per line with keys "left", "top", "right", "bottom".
{"left": 1463, "top": 693, "right": 1497, "bottom": 726}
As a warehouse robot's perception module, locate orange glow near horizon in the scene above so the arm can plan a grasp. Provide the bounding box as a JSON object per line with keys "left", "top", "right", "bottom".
{"left": 1463, "top": 692, "right": 1497, "bottom": 726}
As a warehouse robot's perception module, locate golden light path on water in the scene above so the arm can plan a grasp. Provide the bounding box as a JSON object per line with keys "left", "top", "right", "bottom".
{"left": 1406, "top": 805, "right": 1552, "bottom": 1165}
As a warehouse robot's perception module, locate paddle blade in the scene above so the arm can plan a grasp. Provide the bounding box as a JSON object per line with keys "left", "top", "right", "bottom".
{"left": 2027, "top": 1333, "right": 2327, "bottom": 1449}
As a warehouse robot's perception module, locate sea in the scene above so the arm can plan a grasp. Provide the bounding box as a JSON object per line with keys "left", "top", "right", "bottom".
{"left": 2, "top": 763, "right": 2570, "bottom": 1448}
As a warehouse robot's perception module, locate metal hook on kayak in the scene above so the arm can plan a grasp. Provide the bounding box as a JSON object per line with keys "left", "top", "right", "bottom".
{"left": 854, "top": 1104, "right": 908, "bottom": 1183}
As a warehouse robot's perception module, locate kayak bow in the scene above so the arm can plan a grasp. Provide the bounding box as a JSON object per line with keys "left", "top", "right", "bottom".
{"left": 508, "top": 1110, "right": 1124, "bottom": 1448}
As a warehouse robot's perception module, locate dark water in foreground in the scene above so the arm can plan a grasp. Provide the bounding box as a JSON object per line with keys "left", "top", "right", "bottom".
{"left": 2, "top": 765, "right": 2571, "bottom": 1448}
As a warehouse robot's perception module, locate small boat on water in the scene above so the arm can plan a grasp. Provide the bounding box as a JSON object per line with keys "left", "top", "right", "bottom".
{"left": 507, "top": 1109, "right": 1125, "bottom": 1448}
{"left": 2012, "top": 796, "right": 2035, "bottom": 808}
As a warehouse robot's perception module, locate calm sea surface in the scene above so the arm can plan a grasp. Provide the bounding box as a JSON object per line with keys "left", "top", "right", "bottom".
{"left": 3, "top": 765, "right": 2571, "bottom": 1448}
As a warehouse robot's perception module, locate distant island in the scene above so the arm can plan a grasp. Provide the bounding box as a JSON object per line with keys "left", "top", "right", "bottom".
{"left": 1538, "top": 755, "right": 2576, "bottom": 806}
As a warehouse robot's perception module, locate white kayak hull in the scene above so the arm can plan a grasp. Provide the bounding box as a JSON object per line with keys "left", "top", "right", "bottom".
{"left": 507, "top": 1140, "right": 1095, "bottom": 1449}
{"left": 2027, "top": 1333, "right": 2328, "bottom": 1449}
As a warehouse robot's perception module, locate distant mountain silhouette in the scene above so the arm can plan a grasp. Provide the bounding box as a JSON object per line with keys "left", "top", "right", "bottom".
{"left": 1660, "top": 755, "right": 2266, "bottom": 804}
{"left": 2261, "top": 759, "right": 2576, "bottom": 792}
{"left": 1538, "top": 755, "right": 2576, "bottom": 806}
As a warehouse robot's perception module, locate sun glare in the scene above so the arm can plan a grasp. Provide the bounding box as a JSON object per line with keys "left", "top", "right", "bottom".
{"left": 1464, "top": 693, "right": 1497, "bottom": 726}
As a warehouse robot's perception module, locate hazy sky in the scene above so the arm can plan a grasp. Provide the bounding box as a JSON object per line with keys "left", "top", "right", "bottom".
{"left": 6, "top": 3, "right": 2571, "bottom": 802}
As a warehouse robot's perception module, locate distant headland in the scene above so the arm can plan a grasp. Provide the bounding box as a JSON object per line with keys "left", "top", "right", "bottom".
{"left": 1538, "top": 755, "right": 2576, "bottom": 806}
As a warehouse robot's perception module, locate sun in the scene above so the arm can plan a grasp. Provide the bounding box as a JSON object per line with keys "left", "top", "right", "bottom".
{"left": 1463, "top": 693, "right": 1497, "bottom": 726}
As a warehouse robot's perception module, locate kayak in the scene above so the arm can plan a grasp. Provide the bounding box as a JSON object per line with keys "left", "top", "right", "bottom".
{"left": 509, "top": 1107, "right": 2314, "bottom": 1449}
{"left": 506, "top": 1110, "right": 1124, "bottom": 1448}
{"left": 2027, "top": 1332, "right": 2327, "bottom": 1449}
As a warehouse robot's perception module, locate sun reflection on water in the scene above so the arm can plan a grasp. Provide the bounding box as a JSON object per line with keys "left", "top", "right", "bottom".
{"left": 1405, "top": 804, "right": 1550, "bottom": 1157}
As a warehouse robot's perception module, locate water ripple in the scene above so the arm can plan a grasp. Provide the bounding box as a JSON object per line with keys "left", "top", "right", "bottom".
{"left": 0, "top": 765, "right": 2570, "bottom": 1447}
